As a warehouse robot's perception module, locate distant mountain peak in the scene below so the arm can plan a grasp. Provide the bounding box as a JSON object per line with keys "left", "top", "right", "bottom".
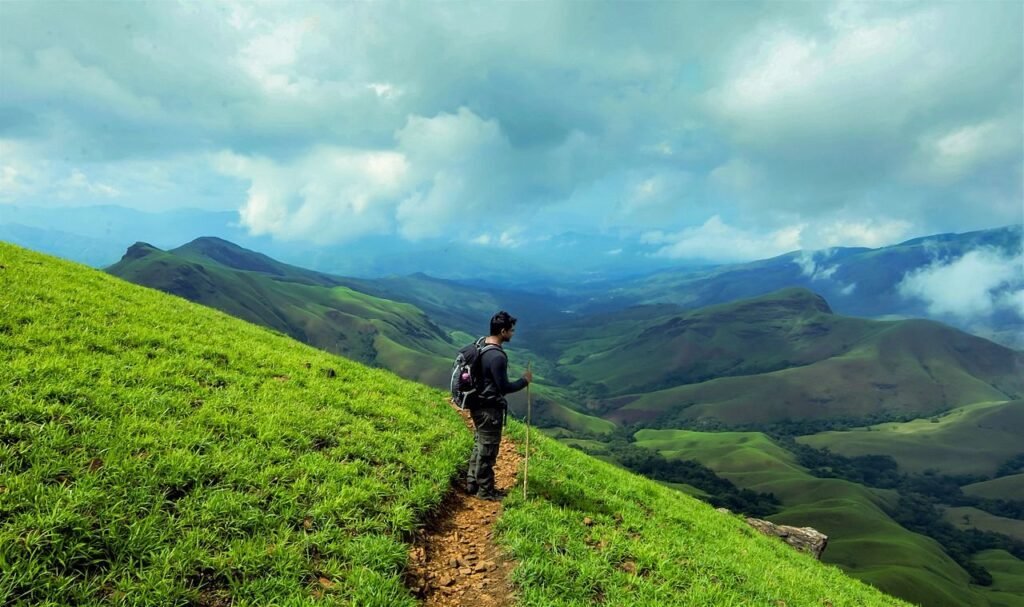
{"left": 173, "top": 236, "right": 283, "bottom": 275}
{"left": 182, "top": 236, "right": 245, "bottom": 251}
{"left": 704, "top": 287, "right": 833, "bottom": 319}
{"left": 121, "top": 241, "right": 162, "bottom": 261}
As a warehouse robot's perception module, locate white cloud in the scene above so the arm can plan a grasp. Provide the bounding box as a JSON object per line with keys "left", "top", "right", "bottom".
{"left": 0, "top": 140, "right": 40, "bottom": 201}
{"left": 906, "top": 115, "right": 1022, "bottom": 184}
{"left": 643, "top": 216, "right": 803, "bottom": 262}
{"left": 795, "top": 250, "right": 839, "bottom": 281}
{"left": 0, "top": 1, "right": 1019, "bottom": 242}
{"left": 897, "top": 248, "right": 1024, "bottom": 319}
{"left": 701, "top": 1, "right": 1022, "bottom": 227}
{"left": 213, "top": 107, "right": 566, "bottom": 243}
{"left": 214, "top": 146, "right": 409, "bottom": 244}
{"left": 813, "top": 219, "right": 912, "bottom": 248}
{"left": 393, "top": 108, "right": 512, "bottom": 240}
{"left": 999, "top": 289, "right": 1024, "bottom": 317}
{"left": 63, "top": 169, "right": 121, "bottom": 198}
{"left": 469, "top": 227, "right": 524, "bottom": 248}
{"left": 709, "top": 158, "right": 764, "bottom": 195}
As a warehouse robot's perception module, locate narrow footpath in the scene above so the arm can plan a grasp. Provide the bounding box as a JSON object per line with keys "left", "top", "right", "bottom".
{"left": 405, "top": 407, "right": 521, "bottom": 606}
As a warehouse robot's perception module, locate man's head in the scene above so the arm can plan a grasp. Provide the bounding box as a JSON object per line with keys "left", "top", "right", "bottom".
{"left": 490, "top": 310, "right": 517, "bottom": 343}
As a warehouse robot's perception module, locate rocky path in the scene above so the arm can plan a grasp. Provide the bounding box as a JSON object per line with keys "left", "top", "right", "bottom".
{"left": 405, "top": 407, "right": 521, "bottom": 606}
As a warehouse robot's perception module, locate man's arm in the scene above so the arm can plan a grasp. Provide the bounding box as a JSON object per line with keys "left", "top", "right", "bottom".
{"left": 486, "top": 351, "right": 528, "bottom": 395}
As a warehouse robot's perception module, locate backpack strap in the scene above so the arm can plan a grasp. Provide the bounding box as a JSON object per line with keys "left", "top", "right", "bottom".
{"left": 477, "top": 342, "right": 504, "bottom": 359}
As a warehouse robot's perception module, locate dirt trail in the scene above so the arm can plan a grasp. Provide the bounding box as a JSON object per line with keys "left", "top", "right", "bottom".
{"left": 405, "top": 407, "right": 521, "bottom": 606}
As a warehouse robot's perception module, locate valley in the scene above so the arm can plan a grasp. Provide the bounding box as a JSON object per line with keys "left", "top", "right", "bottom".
{"left": 99, "top": 228, "right": 1024, "bottom": 606}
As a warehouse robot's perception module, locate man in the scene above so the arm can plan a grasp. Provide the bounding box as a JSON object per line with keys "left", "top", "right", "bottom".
{"left": 466, "top": 310, "right": 533, "bottom": 500}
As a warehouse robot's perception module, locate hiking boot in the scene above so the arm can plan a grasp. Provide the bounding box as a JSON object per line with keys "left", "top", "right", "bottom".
{"left": 465, "top": 483, "right": 478, "bottom": 495}
{"left": 475, "top": 488, "right": 506, "bottom": 501}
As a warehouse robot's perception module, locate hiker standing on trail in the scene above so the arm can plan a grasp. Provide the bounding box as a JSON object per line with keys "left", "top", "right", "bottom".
{"left": 466, "top": 311, "right": 532, "bottom": 500}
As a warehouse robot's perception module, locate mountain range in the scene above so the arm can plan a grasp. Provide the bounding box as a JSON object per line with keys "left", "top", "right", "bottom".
{"left": 97, "top": 230, "right": 1024, "bottom": 606}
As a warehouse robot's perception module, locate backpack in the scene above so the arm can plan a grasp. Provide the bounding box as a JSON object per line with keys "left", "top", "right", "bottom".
{"left": 450, "top": 337, "right": 500, "bottom": 409}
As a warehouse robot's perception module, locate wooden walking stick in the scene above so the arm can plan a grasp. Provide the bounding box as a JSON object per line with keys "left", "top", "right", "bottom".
{"left": 523, "top": 361, "right": 532, "bottom": 499}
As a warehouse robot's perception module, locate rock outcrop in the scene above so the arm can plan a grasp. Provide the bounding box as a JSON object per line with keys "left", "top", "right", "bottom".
{"left": 718, "top": 508, "right": 829, "bottom": 559}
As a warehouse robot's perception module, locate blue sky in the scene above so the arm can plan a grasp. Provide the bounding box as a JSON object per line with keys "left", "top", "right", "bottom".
{"left": 0, "top": 0, "right": 1021, "bottom": 262}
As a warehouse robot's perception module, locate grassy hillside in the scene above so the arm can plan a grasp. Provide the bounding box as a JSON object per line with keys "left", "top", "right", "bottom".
{"left": 799, "top": 400, "right": 1024, "bottom": 476}
{"left": 1, "top": 242, "right": 472, "bottom": 605}
{"left": 498, "top": 423, "right": 911, "bottom": 607}
{"left": 108, "top": 238, "right": 610, "bottom": 436}
{"left": 973, "top": 550, "right": 1024, "bottom": 607}
{"left": 943, "top": 508, "right": 1024, "bottom": 542}
{"left": 107, "top": 239, "right": 456, "bottom": 387}
{"left": 603, "top": 312, "right": 1023, "bottom": 427}
{"left": 632, "top": 429, "right": 991, "bottom": 607}
{"left": 965, "top": 475, "right": 1024, "bottom": 501}
{"left": 1, "top": 242, "right": 913, "bottom": 606}
{"left": 547, "top": 289, "right": 879, "bottom": 396}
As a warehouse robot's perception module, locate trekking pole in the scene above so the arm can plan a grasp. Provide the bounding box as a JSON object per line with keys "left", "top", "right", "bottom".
{"left": 523, "top": 361, "right": 531, "bottom": 499}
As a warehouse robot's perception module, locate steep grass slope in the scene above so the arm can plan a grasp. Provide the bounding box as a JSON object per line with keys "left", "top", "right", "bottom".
{"left": 499, "top": 422, "right": 910, "bottom": 607}
{"left": 631, "top": 429, "right": 994, "bottom": 607}
{"left": 0, "top": 243, "right": 911, "bottom": 606}
{"left": 1, "top": 243, "right": 472, "bottom": 605}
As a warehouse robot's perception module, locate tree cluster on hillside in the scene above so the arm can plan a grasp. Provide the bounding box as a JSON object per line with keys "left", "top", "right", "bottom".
{"left": 568, "top": 436, "right": 781, "bottom": 518}
{"left": 996, "top": 453, "right": 1024, "bottom": 477}
{"left": 784, "top": 440, "right": 1024, "bottom": 586}
{"left": 655, "top": 411, "right": 947, "bottom": 436}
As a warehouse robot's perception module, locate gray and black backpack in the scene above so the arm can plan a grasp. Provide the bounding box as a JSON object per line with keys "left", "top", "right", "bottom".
{"left": 450, "top": 337, "right": 500, "bottom": 409}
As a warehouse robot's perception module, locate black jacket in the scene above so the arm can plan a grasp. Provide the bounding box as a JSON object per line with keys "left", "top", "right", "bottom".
{"left": 476, "top": 343, "right": 527, "bottom": 407}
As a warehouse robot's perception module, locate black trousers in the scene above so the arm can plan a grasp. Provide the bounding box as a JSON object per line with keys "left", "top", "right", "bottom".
{"left": 466, "top": 406, "right": 504, "bottom": 492}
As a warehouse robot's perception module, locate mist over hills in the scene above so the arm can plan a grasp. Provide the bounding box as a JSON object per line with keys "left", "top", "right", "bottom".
{"left": 4, "top": 204, "right": 1019, "bottom": 347}
{"left": 575, "top": 225, "right": 1024, "bottom": 349}
{"left": 0, "top": 204, "right": 686, "bottom": 284}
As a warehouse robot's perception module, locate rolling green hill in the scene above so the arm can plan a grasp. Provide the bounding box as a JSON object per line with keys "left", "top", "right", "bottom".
{"left": 107, "top": 238, "right": 613, "bottom": 437}
{"left": 83, "top": 239, "right": 1024, "bottom": 605}
{"left": 965, "top": 475, "right": 1024, "bottom": 502}
{"left": 632, "top": 429, "right": 993, "bottom": 607}
{"left": 0, "top": 242, "right": 914, "bottom": 606}
{"left": 569, "top": 291, "right": 1024, "bottom": 427}
{"left": 973, "top": 550, "right": 1024, "bottom": 607}
{"left": 798, "top": 400, "right": 1024, "bottom": 477}
{"left": 107, "top": 238, "right": 456, "bottom": 387}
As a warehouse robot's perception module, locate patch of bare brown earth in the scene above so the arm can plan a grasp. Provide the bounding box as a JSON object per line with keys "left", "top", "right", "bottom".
{"left": 405, "top": 406, "right": 521, "bottom": 606}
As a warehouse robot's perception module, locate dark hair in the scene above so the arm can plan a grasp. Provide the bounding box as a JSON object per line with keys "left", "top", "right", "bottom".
{"left": 490, "top": 311, "right": 517, "bottom": 336}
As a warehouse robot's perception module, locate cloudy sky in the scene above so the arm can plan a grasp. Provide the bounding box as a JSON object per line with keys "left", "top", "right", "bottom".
{"left": 1, "top": 0, "right": 1021, "bottom": 261}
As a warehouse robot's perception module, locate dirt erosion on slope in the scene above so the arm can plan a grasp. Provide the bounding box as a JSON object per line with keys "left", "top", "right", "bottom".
{"left": 405, "top": 407, "right": 521, "bottom": 606}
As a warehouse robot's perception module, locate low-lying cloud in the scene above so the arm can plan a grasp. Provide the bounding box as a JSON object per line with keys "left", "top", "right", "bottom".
{"left": 897, "top": 248, "right": 1024, "bottom": 319}
{"left": 643, "top": 216, "right": 803, "bottom": 262}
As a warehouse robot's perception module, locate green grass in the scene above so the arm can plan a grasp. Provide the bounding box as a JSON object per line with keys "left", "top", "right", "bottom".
{"left": 609, "top": 320, "right": 1022, "bottom": 427}
{"left": 1, "top": 243, "right": 473, "bottom": 606}
{"left": 497, "top": 423, "right": 911, "bottom": 606}
{"left": 107, "top": 240, "right": 458, "bottom": 389}
{"left": 631, "top": 429, "right": 996, "bottom": 607}
{"left": 942, "top": 507, "right": 1024, "bottom": 542}
{"left": 973, "top": 550, "right": 1024, "bottom": 607}
{"left": 798, "top": 400, "right": 1024, "bottom": 476}
{"left": 0, "top": 242, "right": 918, "bottom": 606}
{"left": 964, "top": 474, "right": 1024, "bottom": 501}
